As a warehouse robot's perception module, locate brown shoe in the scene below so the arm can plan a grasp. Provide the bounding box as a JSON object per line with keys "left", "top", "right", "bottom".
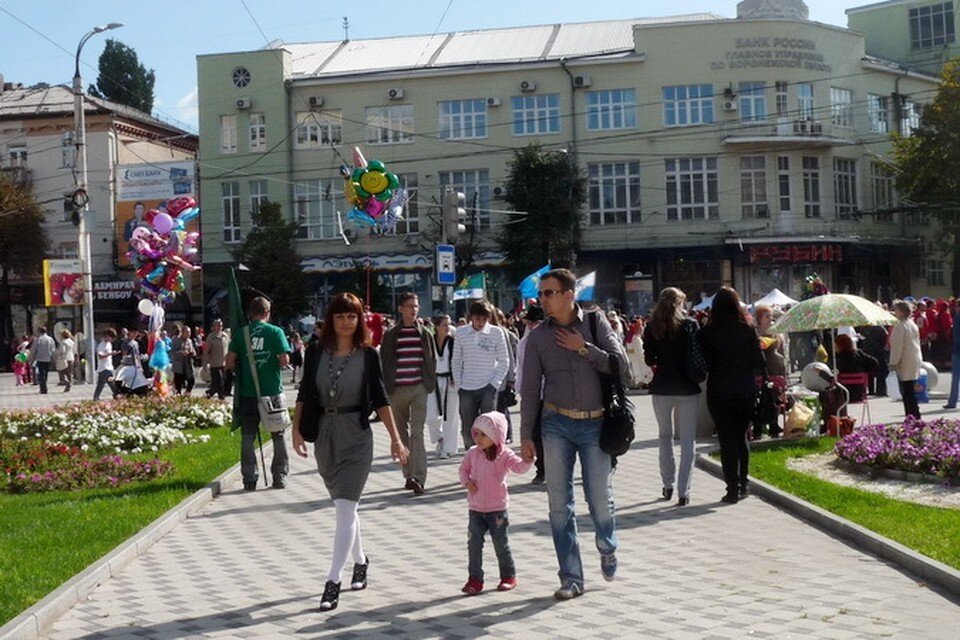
{"left": 404, "top": 478, "right": 415, "bottom": 490}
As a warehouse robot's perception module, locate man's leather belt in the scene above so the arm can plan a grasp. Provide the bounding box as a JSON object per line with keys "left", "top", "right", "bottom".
{"left": 543, "top": 401, "right": 604, "bottom": 420}
{"left": 324, "top": 405, "right": 363, "bottom": 415}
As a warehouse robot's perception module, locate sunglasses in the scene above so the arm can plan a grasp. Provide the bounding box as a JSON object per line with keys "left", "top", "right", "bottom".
{"left": 538, "top": 289, "right": 564, "bottom": 298}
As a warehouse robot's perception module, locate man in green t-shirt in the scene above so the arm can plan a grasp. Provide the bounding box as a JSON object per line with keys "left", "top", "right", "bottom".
{"left": 226, "top": 296, "right": 292, "bottom": 490}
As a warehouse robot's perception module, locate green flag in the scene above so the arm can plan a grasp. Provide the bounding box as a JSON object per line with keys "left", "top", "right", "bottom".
{"left": 453, "top": 272, "right": 485, "bottom": 300}
{"left": 227, "top": 268, "right": 245, "bottom": 430}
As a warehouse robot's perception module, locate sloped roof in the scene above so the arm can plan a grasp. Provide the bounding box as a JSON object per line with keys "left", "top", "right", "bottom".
{"left": 278, "top": 14, "right": 725, "bottom": 78}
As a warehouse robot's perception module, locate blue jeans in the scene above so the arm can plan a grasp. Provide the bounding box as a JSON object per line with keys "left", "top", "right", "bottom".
{"left": 949, "top": 354, "right": 960, "bottom": 406}
{"left": 467, "top": 510, "right": 514, "bottom": 581}
{"left": 541, "top": 409, "right": 617, "bottom": 586}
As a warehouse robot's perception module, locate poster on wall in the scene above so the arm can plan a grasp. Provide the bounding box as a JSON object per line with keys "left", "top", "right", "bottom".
{"left": 115, "top": 161, "right": 195, "bottom": 267}
{"left": 43, "top": 259, "right": 85, "bottom": 306}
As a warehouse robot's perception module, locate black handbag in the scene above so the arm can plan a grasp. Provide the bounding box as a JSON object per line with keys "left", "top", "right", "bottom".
{"left": 599, "top": 356, "right": 635, "bottom": 457}
{"left": 682, "top": 321, "right": 708, "bottom": 385}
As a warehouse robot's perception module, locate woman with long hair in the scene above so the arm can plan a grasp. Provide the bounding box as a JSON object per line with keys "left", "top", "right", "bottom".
{"left": 698, "top": 287, "right": 764, "bottom": 504}
{"left": 427, "top": 314, "right": 460, "bottom": 458}
{"left": 292, "top": 292, "right": 409, "bottom": 612}
{"left": 643, "top": 287, "right": 701, "bottom": 506}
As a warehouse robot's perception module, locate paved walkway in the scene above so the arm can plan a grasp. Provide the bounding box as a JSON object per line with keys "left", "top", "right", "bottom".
{"left": 3, "top": 373, "right": 960, "bottom": 639}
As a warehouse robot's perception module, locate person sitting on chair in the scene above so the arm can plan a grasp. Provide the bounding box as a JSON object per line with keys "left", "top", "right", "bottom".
{"left": 835, "top": 334, "right": 878, "bottom": 403}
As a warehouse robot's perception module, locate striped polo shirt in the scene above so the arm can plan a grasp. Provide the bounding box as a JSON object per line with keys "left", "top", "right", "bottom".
{"left": 395, "top": 326, "right": 425, "bottom": 386}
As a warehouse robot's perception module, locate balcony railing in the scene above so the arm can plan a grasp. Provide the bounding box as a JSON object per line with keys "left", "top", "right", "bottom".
{"left": 722, "top": 118, "right": 856, "bottom": 147}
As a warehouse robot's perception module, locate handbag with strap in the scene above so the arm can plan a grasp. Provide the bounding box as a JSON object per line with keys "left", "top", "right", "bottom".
{"left": 242, "top": 325, "right": 291, "bottom": 434}
{"left": 586, "top": 312, "right": 635, "bottom": 457}
{"left": 682, "top": 321, "right": 708, "bottom": 385}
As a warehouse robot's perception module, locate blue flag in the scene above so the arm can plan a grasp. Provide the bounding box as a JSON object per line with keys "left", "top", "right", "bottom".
{"left": 575, "top": 271, "right": 596, "bottom": 301}
{"left": 518, "top": 264, "right": 551, "bottom": 300}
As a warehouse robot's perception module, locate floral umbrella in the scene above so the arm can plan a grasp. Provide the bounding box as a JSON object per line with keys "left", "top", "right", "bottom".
{"left": 769, "top": 293, "right": 896, "bottom": 334}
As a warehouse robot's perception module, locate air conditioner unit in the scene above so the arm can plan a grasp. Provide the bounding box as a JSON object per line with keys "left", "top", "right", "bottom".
{"left": 387, "top": 87, "right": 404, "bottom": 100}
{"left": 573, "top": 75, "right": 592, "bottom": 88}
{"left": 492, "top": 185, "right": 508, "bottom": 199}
{"left": 308, "top": 95, "right": 324, "bottom": 108}
{"left": 520, "top": 80, "right": 536, "bottom": 92}
{"left": 723, "top": 100, "right": 738, "bottom": 112}
{"left": 235, "top": 97, "right": 251, "bottom": 110}
{"left": 404, "top": 235, "right": 419, "bottom": 246}
{"left": 793, "top": 119, "right": 810, "bottom": 135}
{"left": 486, "top": 97, "right": 501, "bottom": 107}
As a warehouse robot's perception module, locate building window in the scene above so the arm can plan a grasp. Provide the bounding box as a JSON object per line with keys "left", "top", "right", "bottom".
{"left": 587, "top": 162, "right": 641, "bottom": 225}
{"left": 294, "top": 179, "right": 336, "bottom": 240}
{"left": 871, "top": 162, "right": 896, "bottom": 222}
{"left": 739, "top": 82, "right": 766, "bottom": 122}
{"left": 249, "top": 179, "right": 268, "bottom": 214}
{"left": 663, "top": 84, "right": 714, "bottom": 127}
{"left": 510, "top": 94, "right": 561, "bottom": 135}
{"left": 665, "top": 157, "right": 719, "bottom": 221}
{"left": 797, "top": 84, "right": 814, "bottom": 120}
{"left": 394, "top": 173, "right": 420, "bottom": 234}
{"left": 586, "top": 89, "right": 637, "bottom": 130}
{"left": 438, "top": 99, "right": 487, "bottom": 139}
{"left": 439, "top": 169, "right": 490, "bottom": 229}
{"left": 222, "top": 181, "right": 241, "bottom": 243}
{"left": 295, "top": 111, "right": 342, "bottom": 148}
{"left": 366, "top": 105, "right": 414, "bottom": 144}
{"left": 778, "top": 156, "right": 791, "bottom": 212}
{"left": 220, "top": 115, "right": 237, "bottom": 154}
{"left": 834, "top": 158, "right": 858, "bottom": 220}
{"left": 803, "top": 156, "right": 821, "bottom": 218}
{"left": 926, "top": 259, "right": 946, "bottom": 286}
{"left": 910, "top": 2, "right": 956, "bottom": 49}
{"left": 740, "top": 156, "right": 768, "bottom": 219}
{"left": 8, "top": 144, "right": 27, "bottom": 166}
{"left": 901, "top": 100, "right": 921, "bottom": 135}
{"left": 867, "top": 94, "right": 889, "bottom": 133}
{"left": 248, "top": 113, "right": 266, "bottom": 153}
{"left": 775, "top": 81, "right": 789, "bottom": 117}
{"left": 830, "top": 88, "right": 853, "bottom": 128}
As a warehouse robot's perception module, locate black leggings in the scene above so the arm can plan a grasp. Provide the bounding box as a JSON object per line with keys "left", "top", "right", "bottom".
{"left": 708, "top": 393, "right": 754, "bottom": 493}
{"left": 898, "top": 379, "right": 921, "bottom": 420}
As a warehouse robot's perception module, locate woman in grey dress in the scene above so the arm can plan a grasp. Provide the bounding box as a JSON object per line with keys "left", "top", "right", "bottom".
{"left": 293, "top": 292, "right": 408, "bottom": 612}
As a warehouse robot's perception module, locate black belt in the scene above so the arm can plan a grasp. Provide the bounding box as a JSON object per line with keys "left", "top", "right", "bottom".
{"left": 437, "top": 372, "right": 453, "bottom": 378}
{"left": 324, "top": 405, "right": 364, "bottom": 415}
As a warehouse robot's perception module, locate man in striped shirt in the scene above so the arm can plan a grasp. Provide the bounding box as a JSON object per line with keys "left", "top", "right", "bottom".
{"left": 381, "top": 293, "right": 437, "bottom": 495}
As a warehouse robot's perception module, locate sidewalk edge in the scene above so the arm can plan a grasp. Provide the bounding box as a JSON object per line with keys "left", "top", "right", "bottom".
{"left": 695, "top": 450, "right": 960, "bottom": 599}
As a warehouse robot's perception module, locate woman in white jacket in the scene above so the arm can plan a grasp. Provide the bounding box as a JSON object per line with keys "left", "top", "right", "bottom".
{"left": 427, "top": 315, "right": 460, "bottom": 457}
{"left": 888, "top": 299, "right": 923, "bottom": 419}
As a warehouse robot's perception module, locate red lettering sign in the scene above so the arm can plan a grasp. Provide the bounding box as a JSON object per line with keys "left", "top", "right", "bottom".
{"left": 749, "top": 245, "right": 844, "bottom": 264}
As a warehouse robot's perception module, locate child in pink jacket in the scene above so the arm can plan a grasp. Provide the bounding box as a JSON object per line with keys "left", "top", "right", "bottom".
{"left": 459, "top": 411, "right": 532, "bottom": 595}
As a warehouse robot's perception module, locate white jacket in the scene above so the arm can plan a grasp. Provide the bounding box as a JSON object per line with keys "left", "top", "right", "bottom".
{"left": 888, "top": 318, "right": 922, "bottom": 381}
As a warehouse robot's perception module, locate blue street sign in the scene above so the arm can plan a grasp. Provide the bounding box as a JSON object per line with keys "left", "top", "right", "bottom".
{"left": 436, "top": 244, "right": 456, "bottom": 285}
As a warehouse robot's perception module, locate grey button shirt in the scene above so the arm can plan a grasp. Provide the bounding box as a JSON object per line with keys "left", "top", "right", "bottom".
{"left": 519, "top": 306, "right": 628, "bottom": 440}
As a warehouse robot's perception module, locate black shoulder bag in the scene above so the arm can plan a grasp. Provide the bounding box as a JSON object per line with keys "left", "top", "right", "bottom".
{"left": 682, "top": 321, "right": 708, "bottom": 385}
{"left": 587, "top": 312, "right": 636, "bottom": 457}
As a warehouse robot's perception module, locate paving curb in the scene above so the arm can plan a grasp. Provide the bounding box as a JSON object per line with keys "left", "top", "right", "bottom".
{"left": 695, "top": 447, "right": 960, "bottom": 599}
{"left": 0, "top": 451, "right": 252, "bottom": 640}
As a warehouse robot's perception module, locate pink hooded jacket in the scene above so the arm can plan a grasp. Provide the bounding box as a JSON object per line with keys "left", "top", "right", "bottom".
{"left": 459, "top": 411, "right": 532, "bottom": 513}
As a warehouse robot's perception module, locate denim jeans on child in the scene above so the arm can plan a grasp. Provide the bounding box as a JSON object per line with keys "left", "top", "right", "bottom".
{"left": 541, "top": 409, "right": 617, "bottom": 588}
{"left": 467, "top": 509, "right": 515, "bottom": 582}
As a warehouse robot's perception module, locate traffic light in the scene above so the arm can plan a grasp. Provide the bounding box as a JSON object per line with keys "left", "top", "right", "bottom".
{"left": 442, "top": 187, "right": 466, "bottom": 243}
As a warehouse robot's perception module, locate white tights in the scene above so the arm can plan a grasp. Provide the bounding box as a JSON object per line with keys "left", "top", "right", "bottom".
{"left": 328, "top": 499, "right": 366, "bottom": 583}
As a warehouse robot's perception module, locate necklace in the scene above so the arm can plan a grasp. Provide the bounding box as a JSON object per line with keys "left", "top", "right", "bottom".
{"left": 327, "top": 350, "right": 354, "bottom": 399}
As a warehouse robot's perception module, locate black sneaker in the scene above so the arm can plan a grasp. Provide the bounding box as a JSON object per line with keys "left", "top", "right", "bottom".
{"left": 320, "top": 580, "right": 340, "bottom": 611}
{"left": 243, "top": 481, "right": 257, "bottom": 492}
{"left": 739, "top": 483, "right": 750, "bottom": 499}
{"left": 272, "top": 475, "right": 287, "bottom": 489}
{"left": 351, "top": 556, "right": 369, "bottom": 591}
{"left": 531, "top": 473, "right": 545, "bottom": 485}
{"left": 662, "top": 487, "right": 674, "bottom": 501}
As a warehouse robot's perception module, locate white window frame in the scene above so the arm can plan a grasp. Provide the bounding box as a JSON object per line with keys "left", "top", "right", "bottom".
{"left": 871, "top": 162, "right": 896, "bottom": 222}
{"left": 439, "top": 169, "right": 491, "bottom": 229}
{"left": 910, "top": 2, "right": 956, "bottom": 49}
{"left": 663, "top": 84, "right": 714, "bottom": 127}
{"left": 295, "top": 111, "right": 342, "bottom": 148}
{"left": 587, "top": 162, "right": 641, "bottom": 225}
{"left": 740, "top": 156, "right": 768, "bottom": 219}
{"left": 220, "top": 115, "right": 237, "bottom": 154}
{"left": 293, "top": 179, "right": 337, "bottom": 240}
{"left": 797, "top": 84, "right": 814, "bottom": 120}
{"left": 901, "top": 100, "right": 921, "bottom": 136}
{"left": 867, "top": 94, "right": 889, "bottom": 133}
{"left": 249, "top": 112, "right": 266, "bottom": 153}
{"left": 365, "top": 105, "right": 414, "bottom": 144}
{"left": 249, "top": 179, "right": 268, "bottom": 215}
{"left": 775, "top": 81, "right": 789, "bottom": 117}
{"left": 739, "top": 82, "right": 767, "bottom": 122}
{"left": 777, "top": 156, "right": 791, "bottom": 213}
{"left": 803, "top": 156, "right": 821, "bottom": 218}
{"left": 222, "top": 181, "right": 241, "bottom": 244}
{"left": 665, "top": 157, "right": 719, "bottom": 221}
{"left": 586, "top": 89, "right": 637, "bottom": 131}
{"left": 510, "top": 94, "right": 561, "bottom": 136}
{"left": 8, "top": 144, "right": 27, "bottom": 166}
{"left": 830, "top": 87, "right": 853, "bottom": 128}
{"left": 394, "top": 173, "right": 420, "bottom": 234}
{"left": 834, "top": 158, "right": 858, "bottom": 220}
{"left": 926, "top": 259, "right": 946, "bottom": 286}
{"left": 438, "top": 99, "right": 487, "bottom": 139}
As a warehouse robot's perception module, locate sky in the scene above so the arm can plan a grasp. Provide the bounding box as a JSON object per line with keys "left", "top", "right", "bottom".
{"left": 0, "top": 0, "right": 875, "bottom": 132}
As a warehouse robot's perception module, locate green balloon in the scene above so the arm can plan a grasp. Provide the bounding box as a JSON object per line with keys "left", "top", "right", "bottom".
{"left": 375, "top": 188, "right": 393, "bottom": 202}
{"left": 368, "top": 159, "right": 386, "bottom": 172}
{"left": 356, "top": 186, "right": 371, "bottom": 199}
{"left": 386, "top": 172, "right": 400, "bottom": 190}
{"left": 351, "top": 167, "right": 366, "bottom": 182}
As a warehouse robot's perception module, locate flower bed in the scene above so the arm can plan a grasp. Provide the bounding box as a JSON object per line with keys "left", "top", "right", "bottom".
{"left": 834, "top": 416, "right": 960, "bottom": 480}
{"left": 0, "top": 396, "right": 230, "bottom": 493}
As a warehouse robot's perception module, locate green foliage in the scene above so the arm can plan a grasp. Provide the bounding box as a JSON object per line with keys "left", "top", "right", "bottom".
{"left": 88, "top": 39, "right": 156, "bottom": 114}
{"left": 497, "top": 144, "right": 586, "bottom": 281}
{"left": 0, "top": 175, "right": 49, "bottom": 346}
{"left": 230, "top": 200, "right": 307, "bottom": 324}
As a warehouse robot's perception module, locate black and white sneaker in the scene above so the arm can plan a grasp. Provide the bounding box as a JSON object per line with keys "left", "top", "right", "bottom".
{"left": 320, "top": 580, "right": 340, "bottom": 611}
{"left": 351, "top": 556, "right": 369, "bottom": 591}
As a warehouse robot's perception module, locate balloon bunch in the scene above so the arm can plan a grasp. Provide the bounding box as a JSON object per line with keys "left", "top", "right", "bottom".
{"left": 342, "top": 146, "right": 408, "bottom": 233}
{"left": 802, "top": 273, "right": 830, "bottom": 300}
{"left": 127, "top": 196, "right": 201, "bottom": 306}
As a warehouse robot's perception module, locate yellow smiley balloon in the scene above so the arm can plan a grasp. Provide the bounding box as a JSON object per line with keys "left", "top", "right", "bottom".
{"left": 359, "top": 170, "right": 389, "bottom": 195}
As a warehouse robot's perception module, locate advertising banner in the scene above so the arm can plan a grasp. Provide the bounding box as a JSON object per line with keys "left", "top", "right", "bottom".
{"left": 115, "top": 161, "right": 195, "bottom": 267}
{"left": 42, "top": 259, "right": 85, "bottom": 306}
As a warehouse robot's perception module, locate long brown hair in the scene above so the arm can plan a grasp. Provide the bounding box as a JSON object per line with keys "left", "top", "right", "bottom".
{"left": 319, "top": 292, "right": 370, "bottom": 351}
{"left": 649, "top": 287, "right": 686, "bottom": 339}
{"left": 709, "top": 286, "right": 748, "bottom": 327}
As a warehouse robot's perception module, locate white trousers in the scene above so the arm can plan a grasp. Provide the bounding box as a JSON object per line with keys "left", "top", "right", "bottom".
{"left": 426, "top": 376, "right": 460, "bottom": 454}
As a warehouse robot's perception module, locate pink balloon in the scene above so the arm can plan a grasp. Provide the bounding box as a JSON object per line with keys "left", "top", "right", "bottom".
{"left": 152, "top": 212, "right": 173, "bottom": 234}
{"left": 165, "top": 196, "right": 197, "bottom": 217}
{"left": 364, "top": 198, "right": 386, "bottom": 218}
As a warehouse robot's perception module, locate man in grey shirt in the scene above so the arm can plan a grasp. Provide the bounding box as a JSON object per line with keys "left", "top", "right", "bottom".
{"left": 28, "top": 326, "right": 56, "bottom": 395}
{"left": 519, "top": 269, "right": 628, "bottom": 601}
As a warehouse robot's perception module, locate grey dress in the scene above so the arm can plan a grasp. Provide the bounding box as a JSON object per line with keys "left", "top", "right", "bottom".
{"left": 313, "top": 349, "right": 373, "bottom": 501}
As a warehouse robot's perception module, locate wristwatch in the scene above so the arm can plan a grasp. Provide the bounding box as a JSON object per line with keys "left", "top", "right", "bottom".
{"left": 577, "top": 345, "right": 589, "bottom": 357}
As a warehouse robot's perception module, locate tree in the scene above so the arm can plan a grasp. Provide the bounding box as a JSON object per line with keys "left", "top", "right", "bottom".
{"left": 892, "top": 58, "right": 960, "bottom": 292}
{"left": 497, "top": 144, "right": 586, "bottom": 281}
{"left": 230, "top": 201, "right": 306, "bottom": 325}
{"left": 0, "top": 175, "right": 50, "bottom": 360}
{"left": 88, "top": 39, "right": 155, "bottom": 114}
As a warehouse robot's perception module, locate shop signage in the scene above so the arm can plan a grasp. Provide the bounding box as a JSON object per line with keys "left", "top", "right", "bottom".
{"left": 93, "top": 280, "right": 138, "bottom": 302}
{"left": 749, "top": 245, "right": 843, "bottom": 264}
{"left": 710, "top": 38, "right": 831, "bottom": 73}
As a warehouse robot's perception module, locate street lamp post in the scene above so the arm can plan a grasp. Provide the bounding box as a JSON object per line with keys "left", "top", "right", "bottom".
{"left": 73, "top": 22, "right": 122, "bottom": 384}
